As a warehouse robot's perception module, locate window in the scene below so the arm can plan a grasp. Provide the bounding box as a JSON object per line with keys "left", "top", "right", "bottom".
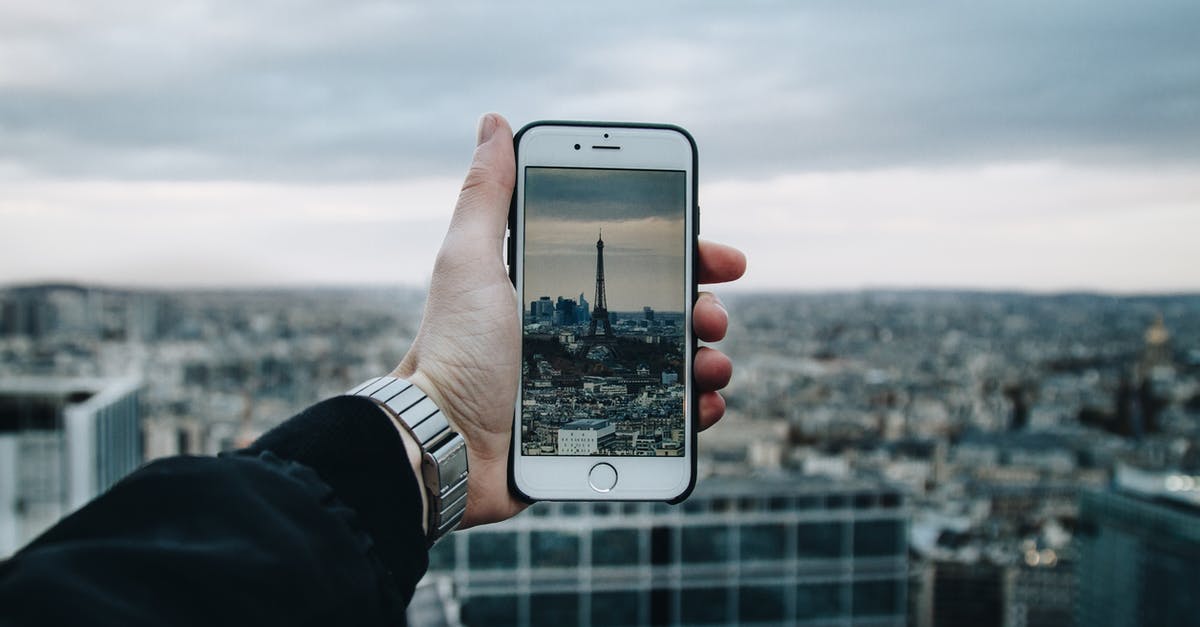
{"left": 739, "top": 585, "right": 786, "bottom": 623}
{"left": 531, "top": 530, "right": 579, "bottom": 568}
{"left": 593, "top": 528, "right": 640, "bottom": 566}
{"left": 825, "top": 494, "right": 847, "bottom": 509}
{"left": 682, "top": 525, "right": 731, "bottom": 564}
{"left": 461, "top": 595, "right": 517, "bottom": 625}
{"left": 853, "top": 520, "right": 903, "bottom": 557}
{"left": 853, "top": 579, "right": 902, "bottom": 617}
{"left": 530, "top": 592, "right": 578, "bottom": 625}
{"left": 794, "top": 495, "right": 820, "bottom": 510}
{"left": 469, "top": 531, "right": 517, "bottom": 569}
{"left": 651, "top": 526, "right": 672, "bottom": 565}
{"left": 854, "top": 492, "right": 875, "bottom": 509}
{"left": 796, "top": 583, "right": 843, "bottom": 619}
{"left": 740, "top": 523, "right": 788, "bottom": 562}
{"left": 592, "top": 590, "right": 640, "bottom": 626}
{"left": 796, "top": 522, "right": 842, "bottom": 558}
{"left": 767, "top": 496, "right": 792, "bottom": 511}
{"left": 681, "top": 587, "right": 728, "bottom": 624}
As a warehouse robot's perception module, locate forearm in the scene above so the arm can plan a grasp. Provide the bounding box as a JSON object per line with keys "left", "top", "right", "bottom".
{"left": 242, "top": 395, "right": 430, "bottom": 587}
{"left": 0, "top": 396, "right": 427, "bottom": 627}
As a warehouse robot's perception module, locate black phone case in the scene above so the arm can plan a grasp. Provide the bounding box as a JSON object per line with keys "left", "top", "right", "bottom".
{"left": 506, "top": 120, "right": 700, "bottom": 505}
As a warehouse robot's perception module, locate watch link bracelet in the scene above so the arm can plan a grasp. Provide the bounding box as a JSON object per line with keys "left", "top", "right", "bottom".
{"left": 348, "top": 376, "right": 469, "bottom": 546}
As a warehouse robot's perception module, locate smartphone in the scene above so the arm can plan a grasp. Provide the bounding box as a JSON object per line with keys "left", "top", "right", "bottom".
{"left": 508, "top": 121, "right": 698, "bottom": 502}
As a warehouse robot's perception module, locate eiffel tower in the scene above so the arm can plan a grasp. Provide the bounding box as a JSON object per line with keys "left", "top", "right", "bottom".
{"left": 588, "top": 230, "right": 614, "bottom": 338}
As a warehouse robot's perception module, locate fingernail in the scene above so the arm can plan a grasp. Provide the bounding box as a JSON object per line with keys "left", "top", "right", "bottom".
{"left": 477, "top": 113, "right": 497, "bottom": 146}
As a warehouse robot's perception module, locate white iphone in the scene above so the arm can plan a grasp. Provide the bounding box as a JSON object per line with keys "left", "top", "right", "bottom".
{"left": 508, "top": 121, "right": 698, "bottom": 502}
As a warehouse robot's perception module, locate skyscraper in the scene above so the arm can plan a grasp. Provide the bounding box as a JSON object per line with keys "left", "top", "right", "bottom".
{"left": 531, "top": 296, "right": 554, "bottom": 323}
{"left": 577, "top": 293, "right": 590, "bottom": 325}
{"left": 555, "top": 297, "right": 578, "bottom": 326}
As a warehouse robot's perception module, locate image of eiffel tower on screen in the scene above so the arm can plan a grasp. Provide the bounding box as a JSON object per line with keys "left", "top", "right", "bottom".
{"left": 521, "top": 167, "right": 688, "bottom": 457}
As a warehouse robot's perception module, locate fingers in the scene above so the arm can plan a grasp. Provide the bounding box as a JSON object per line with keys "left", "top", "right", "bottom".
{"left": 693, "top": 291, "right": 729, "bottom": 342}
{"left": 695, "top": 347, "right": 732, "bottom": 431}
{"left": 697, "top": 240, "right": 747, "bottom": 285}
{"left": 447, "top": 113, "right": 516, "bottom": 242}
{"left": 694, "top": 346, "right": 732, "bottom": 391}
{"left": 697, "top": 391, "right": 726, "bottom": 431}
{"left": 693, "top": 243, "right": 742, "bottom": 433}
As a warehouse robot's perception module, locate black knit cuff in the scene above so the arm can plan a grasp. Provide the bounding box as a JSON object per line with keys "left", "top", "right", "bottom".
{"left": 241, "top": 395, "right": 429, "bottom": 604}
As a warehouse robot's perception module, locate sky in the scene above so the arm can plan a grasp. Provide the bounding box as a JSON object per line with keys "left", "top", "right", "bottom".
{"left": 523, "top": 168, "right": 686, "bottom": 312}
{"left": 1, "top": 1, "right": 1198, "bottom": 292}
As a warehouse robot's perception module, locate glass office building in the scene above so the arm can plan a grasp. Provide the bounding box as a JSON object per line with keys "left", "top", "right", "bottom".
{"left": 1076, "top": 485, "right": 1200, "bottom": 627}
{"left": 426, "top": 475, "right": 908, "bottom": 626}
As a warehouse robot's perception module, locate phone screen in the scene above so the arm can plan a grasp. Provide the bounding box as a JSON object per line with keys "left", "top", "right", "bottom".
{"left": 520, "top": 166, "right": 688, "bottom": 458}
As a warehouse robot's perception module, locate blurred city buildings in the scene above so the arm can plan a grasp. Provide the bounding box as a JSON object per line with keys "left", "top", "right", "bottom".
{"left": 0, "top": 376, "right": 141, "bottom": 555}
{"left": 2, "top": 285, "right": 1199, "bottom": 626}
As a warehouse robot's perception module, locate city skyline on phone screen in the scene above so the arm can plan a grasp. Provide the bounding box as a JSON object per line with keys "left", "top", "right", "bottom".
{"left": 521, "top": 166, "right": 688, "bottom": 457}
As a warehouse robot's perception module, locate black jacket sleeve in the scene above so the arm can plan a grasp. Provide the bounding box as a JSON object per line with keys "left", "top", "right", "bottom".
{"left": 0, "top": 395, "right": 428, "bottom": 627}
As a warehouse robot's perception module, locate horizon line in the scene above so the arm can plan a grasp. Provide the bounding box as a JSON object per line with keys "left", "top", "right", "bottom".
{"left": 3, "top": 279, "right": 1200, "bottom": 299}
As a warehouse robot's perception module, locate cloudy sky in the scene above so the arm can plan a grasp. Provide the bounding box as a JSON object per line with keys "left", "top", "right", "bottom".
{"left": 2, "top": 1, "right": 1198, "bottom": 291}
{"left": 524, "top": 168, "right": 686, "bottom": 311}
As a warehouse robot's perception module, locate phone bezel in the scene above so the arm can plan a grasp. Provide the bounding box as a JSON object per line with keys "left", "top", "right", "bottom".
{"left": 508, "top": 120, "right": 699, "bottom": 503}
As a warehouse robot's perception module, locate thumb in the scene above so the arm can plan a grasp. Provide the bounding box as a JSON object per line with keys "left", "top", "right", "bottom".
{"left": 447, "top": 113, "right": 515, "bottom": 241}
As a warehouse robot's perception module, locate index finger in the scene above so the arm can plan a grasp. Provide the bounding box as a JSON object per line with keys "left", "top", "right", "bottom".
{"left": 698, "top": 240, "right": 747, "bottom": 285}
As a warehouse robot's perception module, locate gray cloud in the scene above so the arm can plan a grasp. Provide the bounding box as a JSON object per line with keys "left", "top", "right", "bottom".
{"left": 1, "top": 1, "right": 1198, "bottom": 181}
{"left": 525, "top": 168, "right": 685, "bottom": 222}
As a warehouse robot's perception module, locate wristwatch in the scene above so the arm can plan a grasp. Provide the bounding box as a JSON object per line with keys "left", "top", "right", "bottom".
{"left": 349, "top": 376, "right": 469, "bottom": 546}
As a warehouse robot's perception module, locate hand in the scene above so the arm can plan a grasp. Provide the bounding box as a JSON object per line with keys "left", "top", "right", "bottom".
{"left": 392, "top": 113, "right": 746, "bottom": 529}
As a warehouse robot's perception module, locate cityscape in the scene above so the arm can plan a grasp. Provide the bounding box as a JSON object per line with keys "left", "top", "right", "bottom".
{"left": 521, "top": 232, "right": 687, "bottom": 457}
{"left": 3, "top": 2, "right": 1197, "bottom": 626}
{"left": 2, "top": 284, "right": 1199, "bottom": 626}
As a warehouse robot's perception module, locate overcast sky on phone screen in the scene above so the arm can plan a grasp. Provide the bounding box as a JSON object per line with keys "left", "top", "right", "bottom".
{"left": 1, "top": 1, "right": 1198, "bottom": 292}
{"left": 523, "top": 168, "right": 686, "bottom": 312}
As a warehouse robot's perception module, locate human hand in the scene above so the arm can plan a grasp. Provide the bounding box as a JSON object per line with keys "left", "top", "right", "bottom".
{"left": 393, "top": 113, "right": 746, "bottom": 529}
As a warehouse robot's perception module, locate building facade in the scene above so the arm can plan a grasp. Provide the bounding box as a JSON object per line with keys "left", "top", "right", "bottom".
{"left": 425, "top": 475, "right": 909, "bottom": 626}
{"left": 558, "top": 420, "right": 617, "bottom": 455}
{"left": 1076, "top": 485, "right": 1200, "bottom": 627}
{"left": 0, "top": 377, "right": 142, "bottom": 556}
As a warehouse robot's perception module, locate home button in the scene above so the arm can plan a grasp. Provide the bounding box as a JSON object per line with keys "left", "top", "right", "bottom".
{"left": 588, "top": 463, "right": 618, "bottom": 493}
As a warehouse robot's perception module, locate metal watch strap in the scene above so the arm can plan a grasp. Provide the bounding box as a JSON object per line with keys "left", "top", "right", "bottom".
{"left": 348, "top": 376, "right": 469, "bottom": 546}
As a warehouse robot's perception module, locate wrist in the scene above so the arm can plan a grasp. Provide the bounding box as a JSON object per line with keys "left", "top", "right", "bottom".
{"left": 394, "top": 363, "right": 522, "bottom": 529}
{"left": 349, "top": 375, "right": 469, "bottom": 545}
